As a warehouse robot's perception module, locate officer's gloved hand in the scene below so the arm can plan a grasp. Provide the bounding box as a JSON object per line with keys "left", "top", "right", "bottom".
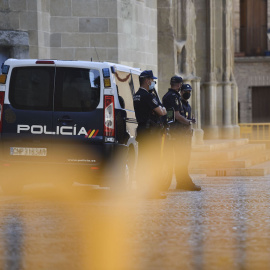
{"left": 160, "top": 115, "right": 168, "bottom": 126}
{"left": 190, "top": 118, "right": 196, "bottom": 124}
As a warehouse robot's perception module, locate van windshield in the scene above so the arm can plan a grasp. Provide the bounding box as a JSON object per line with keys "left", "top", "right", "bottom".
{"left": 55, "top": 67, "right": 100, "bottom": 112}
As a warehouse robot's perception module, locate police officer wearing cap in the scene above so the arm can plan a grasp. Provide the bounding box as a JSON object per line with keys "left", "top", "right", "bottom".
{"left": 133, "top": 70, "right": 167, "bottom": 141}
{"left": 180, "top": 84, "right": 192, "bottom": 120}
{"left": 133, "top": 70, "right": 167, "bottom": 199}
{"left": 178, "top": 83, "right": 201, "bottom": 191}
{"left": 162, "top": 76, "right": 201, "bottom": 191}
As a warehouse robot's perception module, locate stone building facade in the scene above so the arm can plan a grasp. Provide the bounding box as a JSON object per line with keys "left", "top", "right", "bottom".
{"left": 0, "top": 0, "right": 239, "bottom": 141}
{"left": 0, "top": 0, "right": 158, "bottom": 75}
{"left": 233, "top": 0, "right": 270, "bottom": 123}
{"left": 158, "top": 0, "right": 239, "bottom": 141}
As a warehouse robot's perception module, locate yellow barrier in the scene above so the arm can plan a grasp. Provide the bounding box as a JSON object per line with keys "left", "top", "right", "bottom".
{"left": 239, "top": 123, "right": 270, "bottom": 141}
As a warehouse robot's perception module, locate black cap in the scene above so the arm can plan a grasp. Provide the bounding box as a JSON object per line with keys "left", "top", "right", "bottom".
{"left": 181, "top": 83, "right": 192, "bottom": 91}
{"left": 139, "top": 70, "right": 157, "bottom": 79}
{"left": 170, "top": 75, "right": 183, "bottom": 84}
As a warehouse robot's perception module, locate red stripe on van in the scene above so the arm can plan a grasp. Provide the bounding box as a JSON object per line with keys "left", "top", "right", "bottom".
{"left": 92, "top": 129, "right": 99, "bottom": 138}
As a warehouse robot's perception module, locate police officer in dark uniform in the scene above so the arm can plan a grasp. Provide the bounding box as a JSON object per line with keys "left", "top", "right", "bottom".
{"left": 178, "top": 83, "right": 201, "bottom": 191}
{"left": 162, "top": 76, "right": 201, "bottom": 191}
{"left": 180, "top": 83, "right": 192, "bottom": 121}
{"left": 133, "top": 70, "right": 167, "bottom": 198}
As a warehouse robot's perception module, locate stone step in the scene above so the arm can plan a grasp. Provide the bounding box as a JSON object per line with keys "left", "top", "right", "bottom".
{"left": 204, "top": 160, "right": 270, "bottom": 177}
{"left": 191, "top": 143, "right": 266, "bottom": 161}
{"left": 192, "top": 138, "right": 249, "bottom": 152}
{"left": 189, "top": 138, "right": 270, "bottom": 176}
{"left": 189, "top": 149, "right": 270, "bottom": 169}
{"left": 249, "top": 140, "right": 270, "bottom": 149}
{"left": 190, "top": 159, "right": 249, "bottom": 170}
{"left": 234, "top": 149, "right": 270, "bottom": 167}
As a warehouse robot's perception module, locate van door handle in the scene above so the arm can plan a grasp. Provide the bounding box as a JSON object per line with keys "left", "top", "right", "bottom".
{"left": 58, "top": 118, "right": 73, "bottom": 122}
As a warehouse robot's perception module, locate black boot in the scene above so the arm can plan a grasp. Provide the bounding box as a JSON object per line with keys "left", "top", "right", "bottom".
{"left": 176, "top": 178, "right": 201, "bottom": 191}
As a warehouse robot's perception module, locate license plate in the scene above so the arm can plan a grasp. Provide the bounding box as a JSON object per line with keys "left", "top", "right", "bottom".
{"left": 10, "top": 147, "right": 47, "bottom": 157}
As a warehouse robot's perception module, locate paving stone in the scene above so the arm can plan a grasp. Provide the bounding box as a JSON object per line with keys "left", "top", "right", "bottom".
{"left": 1, "top": 175, "right": 270, "bottom": 269}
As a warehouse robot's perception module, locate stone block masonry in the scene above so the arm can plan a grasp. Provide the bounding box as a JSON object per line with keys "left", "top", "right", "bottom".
{"left": 0, "top": 0, "right": 158, "bottom": 72}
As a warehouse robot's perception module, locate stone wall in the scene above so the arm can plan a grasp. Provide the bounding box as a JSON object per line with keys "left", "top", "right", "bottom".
{"left": 233, "top": 0, "right": 270, "bottom": 52}
{"left": 233, "top": 0, "right": 270, "bottom": 123}
{"left": 157, "top": 0, "right": 238, "bottom": 141}
{"left": 117, "top": 0, "right": 158, "bottom": 75}
{"left": 157, "top": 0, "right": 197, "bottom": 97}
{"left": 49, "top": 0, "right": 119, "bottom": 62}
{"left": 157, "top": 0, "right": 205, "bottom": 143}
{"left": 235, "top": 57, "right": 270, "bottom": 123}
{"left": 0, "top": 0, "right": 158, "bottom": 75}
{"left": 195, "top": 0, "right": 238, "bottom": 139}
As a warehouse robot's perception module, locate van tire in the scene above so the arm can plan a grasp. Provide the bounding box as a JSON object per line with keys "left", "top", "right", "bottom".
{"left": 125, "top": 146, "right": 135, "bottom": 191}
{"left": 106, "top": 146, "right": 135, "bottom": 192}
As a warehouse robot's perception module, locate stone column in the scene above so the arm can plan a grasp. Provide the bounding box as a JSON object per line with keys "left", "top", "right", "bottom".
{"left": 204, "top": 81, "right": 219, "bottom": 139}
{"left": 191, "top": 76, "right": 204, "bottom": 144}
{"left": 183, "top": 76, "right": 204, "bottom": 144}
{"left": 221, "top": 81, "right": 234, "bottom": 138}
{"left": 157, "top": 0, "right": 176, "bottom": 97}
{"left": 231, "top": 81, "right": 241, "bottom": 138}
{"left": 220, "top": 0, "right": 234, "bottom": 139}
{"left": 203, "top": 0, "right": 219, "bottom": 139}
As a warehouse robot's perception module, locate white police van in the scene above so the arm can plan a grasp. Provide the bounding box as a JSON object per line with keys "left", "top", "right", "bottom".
{"left": 0, "top": 59, "right": 140, "bottom": 193}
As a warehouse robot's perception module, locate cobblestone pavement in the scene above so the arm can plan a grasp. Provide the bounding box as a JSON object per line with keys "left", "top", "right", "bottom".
{"left": 1, "top": 175, "right": 270, "bottom": 270}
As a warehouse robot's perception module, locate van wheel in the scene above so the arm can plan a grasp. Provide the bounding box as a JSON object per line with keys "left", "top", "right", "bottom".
{"left": 1, "top": 182, "right": 24, "bottom": 195}
{"left": 108, "top": 147, "right": 135, "bottom": 192}
{"left": 125, "top": 147, "right": 135, "bottom": 191}
{"left": 124, "top": 163, "right": 130, "bottom": 190}
{"left": 109, "top": 163, "right": 130, "bottom": 192}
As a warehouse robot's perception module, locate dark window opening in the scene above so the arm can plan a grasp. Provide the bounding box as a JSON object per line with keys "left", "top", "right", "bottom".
{"left": 9, "top": 67, "right": 54, "bottom": 111}
{"left": 252, "top": 86, "right": 270, "bottom": 122}
{"left": 54, "top": 67, "right": 100, "bottom": 112}
{"left": 240, "top": 0, "right": 267, "bottom": 56}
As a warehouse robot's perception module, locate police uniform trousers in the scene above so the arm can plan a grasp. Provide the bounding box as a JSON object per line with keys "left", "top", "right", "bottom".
{"left": 171, "top": 125, "right": 193, "bottom": 184}
{"left": 136, "top": 125, "right": 163, "bottom": 195}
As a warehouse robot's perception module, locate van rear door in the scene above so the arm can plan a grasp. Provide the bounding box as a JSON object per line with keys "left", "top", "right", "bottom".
{"left": 52, "top": 66, "right": 103, "bottom": 166}
{"left": 1, "top": 64, "right": 55, "bottom": 164}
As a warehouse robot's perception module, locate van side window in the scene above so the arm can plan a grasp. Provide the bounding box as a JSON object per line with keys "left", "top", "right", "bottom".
{"left": 9, "top": 67, "right": 54, "bottom": 110}
{"left": 115, "top": 71, "right": 135, "bottom": 111}
{"left": 55, "top": 67, "right": 100, "bottom": 112}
